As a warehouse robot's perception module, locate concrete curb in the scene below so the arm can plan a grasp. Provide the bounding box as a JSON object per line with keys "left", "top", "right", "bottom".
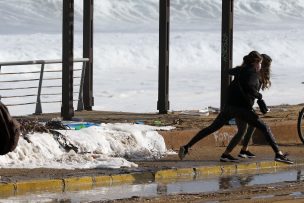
{"left": 1, "top": 160, "right": 303, "bottom": 198}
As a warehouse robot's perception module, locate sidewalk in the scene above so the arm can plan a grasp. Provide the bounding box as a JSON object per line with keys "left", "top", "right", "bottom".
{"left": 1, "top": 145, "right": 304, "bottom": 198}
{"left": 1, "top": 104, "right": 303, "bottom": 197}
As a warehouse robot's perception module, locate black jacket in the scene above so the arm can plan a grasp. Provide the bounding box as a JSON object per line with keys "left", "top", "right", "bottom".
{"left": 226, "top": 65, "right": 262, "bottom": 109}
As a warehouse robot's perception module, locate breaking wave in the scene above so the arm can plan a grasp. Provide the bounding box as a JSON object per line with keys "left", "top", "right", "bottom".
{"left": 0, "top": 0, "right": 303, "bottom": 33}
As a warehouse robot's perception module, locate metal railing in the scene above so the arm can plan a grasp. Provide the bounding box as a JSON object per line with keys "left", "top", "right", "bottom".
{"left": 0, "top": 58, "right": 89, "bottom": 114}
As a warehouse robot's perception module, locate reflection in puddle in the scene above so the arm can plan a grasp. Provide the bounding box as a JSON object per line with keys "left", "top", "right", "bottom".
{"left": 297, "top": 170, "right": 304, "bottom": 181}
{"left": 252, "top": 194, "right": 274, "bottom": 199}
{"left": 219, "top": 176, "right": 253, "bottom": 190}
{"left": 165, "top": 179, "right": 218, "bottom": 194}
{"left": 0, "top": 184, "right": 159, "bottom": 202}
{"left": 0, "top": 168, "right": 303, "bottom": 202}
{"left": 291, "top": 191, "right": 304, "bottom": 198}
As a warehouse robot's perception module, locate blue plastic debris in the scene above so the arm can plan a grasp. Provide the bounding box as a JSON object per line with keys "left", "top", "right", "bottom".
{"left": 65, "top": 122, "right": 100, "bottom": 130}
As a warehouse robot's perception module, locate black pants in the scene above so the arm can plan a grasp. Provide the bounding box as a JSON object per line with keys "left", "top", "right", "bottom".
{"left": 226, "top": 119, "right": 255, "bottom": 152}
{"left": 186, "top": 105, "right": 280, "bottom": 154}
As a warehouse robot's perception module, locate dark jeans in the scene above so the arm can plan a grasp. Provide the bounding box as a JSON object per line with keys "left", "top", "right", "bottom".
{"left": 186, "top": 105, "right": 280, "bottom": 154}
{"left": 226, "top": 119, "right": 256, "bottom": 152}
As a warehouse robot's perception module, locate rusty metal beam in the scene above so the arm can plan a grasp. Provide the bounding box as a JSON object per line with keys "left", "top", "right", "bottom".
{"left": 83, "top": 0, "right": 94, "bottom": 110}
{"left": 157, "top": 0, "right": 170, "bottom": 114}
{"left": 62, "top": 0, "right": 74, "bottom": 120}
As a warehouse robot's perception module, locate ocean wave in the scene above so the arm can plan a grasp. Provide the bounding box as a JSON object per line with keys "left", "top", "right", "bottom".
{"left": 0, "top": 0, "right": 303, "bottom": 33}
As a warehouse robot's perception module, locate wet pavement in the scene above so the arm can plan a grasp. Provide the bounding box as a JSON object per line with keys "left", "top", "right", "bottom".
{"left": 1, "top": 166, "right": 304, "bottom": 202}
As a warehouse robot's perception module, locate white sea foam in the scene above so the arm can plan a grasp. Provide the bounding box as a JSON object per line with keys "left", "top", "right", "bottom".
{"left": 0, "top": 0, "right": 303, "bottom": 32}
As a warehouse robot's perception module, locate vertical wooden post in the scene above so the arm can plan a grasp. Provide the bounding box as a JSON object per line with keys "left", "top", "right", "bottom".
{"left": 83, "top": 0, "right": 94, "bottom": 110}
{"left": 158, "top": 0, "right": 170, "bottom": 114}
{"left": 62, "top": 0, "right": 74, "bottom": 120}
{"left": 221, "top": 0, "right": 234, "bottom": 111}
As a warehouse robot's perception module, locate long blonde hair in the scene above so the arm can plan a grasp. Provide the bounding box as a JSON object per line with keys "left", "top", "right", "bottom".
{"left": 260, "top": 54, "right": 272, "bottom": 90}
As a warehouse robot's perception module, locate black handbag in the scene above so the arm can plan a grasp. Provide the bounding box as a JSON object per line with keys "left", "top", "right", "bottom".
{"left": 257, "top": 99, "right": 269, "bottom": 114}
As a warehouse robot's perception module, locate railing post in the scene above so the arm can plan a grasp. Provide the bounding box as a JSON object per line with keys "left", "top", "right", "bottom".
{"left": 83, "top": 0, "right": 94, "bottom": 110}
{"left": 157, "top": 0, "right": 170, "bottom": 114}
{"left": 77, "top": 61, "right": 86, "bottom": 111}
{"left": 62, "top": 0, "right": 75, "bottom": 120}
{"left": 34, "top": 63, "right": 45, "bottom": 115}
{"left": 221, "top": 0, "right": 234, "bottom": 111}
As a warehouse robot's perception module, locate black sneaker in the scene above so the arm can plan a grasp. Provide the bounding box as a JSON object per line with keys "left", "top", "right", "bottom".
{"left": 220, "top": 153, "right": 239, "bottom": 162}
{"left": 238, "top": 150, "right": 256, "bottom": 158}
{"left": 275, "top": 153, "right": 293, "bottom": 164}
{"left": 178, "top": 145, "right": 188, "bottom": 160}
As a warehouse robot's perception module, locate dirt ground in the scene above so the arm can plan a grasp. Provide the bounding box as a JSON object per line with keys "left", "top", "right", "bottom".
{"left": 19, "top": 103, "right": 304, "bottom": 130}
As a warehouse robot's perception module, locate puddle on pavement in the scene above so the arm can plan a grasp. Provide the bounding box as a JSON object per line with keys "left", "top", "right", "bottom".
{"left": 1, "top": 167, "right": 304, "bottom": 202}
{"left": 252, "top": 194, "right": 275, "bottom": 199}
{"left": 251, "top": 191, "right": 304, "bottom": 200}
{"left": 291, "top": 191, "right": 304, "bottom": 198}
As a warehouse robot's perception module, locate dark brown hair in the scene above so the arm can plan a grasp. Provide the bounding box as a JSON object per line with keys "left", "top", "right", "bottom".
{"left": 243, "top": 51, "right": 263, "bottom": 66}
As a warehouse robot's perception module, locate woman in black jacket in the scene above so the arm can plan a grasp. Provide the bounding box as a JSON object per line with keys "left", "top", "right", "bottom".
{"left": 220, "top": 54, "right": 272, "bottom": 161}
{"left": 178, "top": 51, "right": 293, "bottom": 164}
